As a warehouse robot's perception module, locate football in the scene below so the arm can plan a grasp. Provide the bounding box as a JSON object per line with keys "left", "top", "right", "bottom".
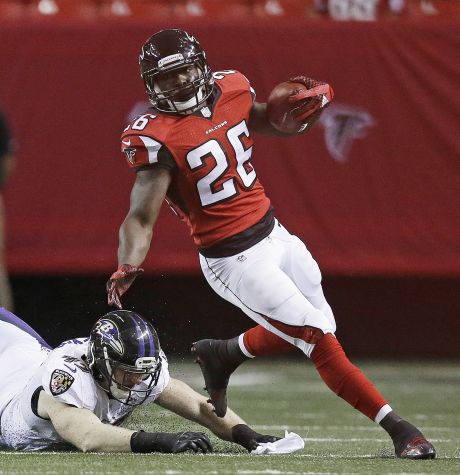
{"left": 266, "top": 81, "right": 312, "bottom": 133}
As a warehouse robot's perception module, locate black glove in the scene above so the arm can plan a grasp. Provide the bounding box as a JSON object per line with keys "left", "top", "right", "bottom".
{"left": 232, "top": 424, "right": 280, "bottom": 452}
{"left": 131, "top": 430, "right": 213, "bottom": 454}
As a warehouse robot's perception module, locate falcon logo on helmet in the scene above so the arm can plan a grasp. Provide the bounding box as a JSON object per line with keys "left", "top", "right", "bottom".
{"left": 139, "top": 29, "right": 214, "bottom": 115}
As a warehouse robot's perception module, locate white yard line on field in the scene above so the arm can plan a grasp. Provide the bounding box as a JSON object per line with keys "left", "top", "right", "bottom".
{"left": 237, "top": 471, "right": 343, "bottom": 475}
{"left": 253, "top": 425, "right": 458, "bottom": 433}
{"left": 304, "top": 438, "right": 452, "bottom": 443}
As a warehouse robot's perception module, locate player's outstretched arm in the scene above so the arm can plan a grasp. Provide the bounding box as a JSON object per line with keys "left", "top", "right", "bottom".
{"left": 39, "top": 391, "right": 212, "bottom": 453}
{"left": 155, "top": 378, "right": 278, "bottom": 451}
{"left": 107, "top": 167, "right": 172, "bottom": 308}
{"left": 118, "top": 167, "right": 172, "bottom": 266}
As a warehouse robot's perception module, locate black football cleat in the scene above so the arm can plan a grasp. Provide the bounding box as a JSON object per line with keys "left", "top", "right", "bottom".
{"left": 397, "top": 436, "right": 436, "bottom": 459}
{"left": 191, "top": 339, "right": 235, "bottom": 418}
{"left": 382, "top": 416, "right": 436, "bottom": 460}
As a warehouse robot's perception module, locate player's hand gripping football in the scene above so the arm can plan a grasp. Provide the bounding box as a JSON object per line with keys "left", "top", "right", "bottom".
{"left": 288, "top": 76, "right": 334, "bottom": 132}
{"left": 106, "top": 264, "right": 144, "bottom": 309}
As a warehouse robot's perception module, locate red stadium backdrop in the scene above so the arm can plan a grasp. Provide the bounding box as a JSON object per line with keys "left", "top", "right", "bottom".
{"left": 0, "top": 18, "right": 459, "bottom": 275}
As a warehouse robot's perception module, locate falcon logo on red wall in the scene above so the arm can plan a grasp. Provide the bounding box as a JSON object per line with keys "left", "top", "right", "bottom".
{"left": 319, "top": 104, "right": 376, "bottom": 163}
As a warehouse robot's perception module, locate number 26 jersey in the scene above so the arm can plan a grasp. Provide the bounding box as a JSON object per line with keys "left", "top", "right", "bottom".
{"left": 121, "top": 70, "right": 271, "bottom": 250}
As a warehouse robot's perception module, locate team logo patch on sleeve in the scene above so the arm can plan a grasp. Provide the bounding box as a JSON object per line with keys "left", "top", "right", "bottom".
{"left": 50, "top": 369, "right": 75, "bottom": 396}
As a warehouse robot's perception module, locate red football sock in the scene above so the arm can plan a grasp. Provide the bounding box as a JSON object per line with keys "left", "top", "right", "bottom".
{"left": 243, "top": 325, "right": 293, "bottom": 356}
{"left": 311, "top": 333, "right": 387, "bottom": 421}
{"left": 242, "top": 320, "right": 322, "bottom": 356}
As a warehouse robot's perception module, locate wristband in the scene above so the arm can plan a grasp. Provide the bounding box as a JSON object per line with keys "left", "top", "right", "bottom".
{"left": 130, "top": 430, "right": 177, "bottom": 453}
{"left": 231, "top": 424, "right": 259, "bottom": 450}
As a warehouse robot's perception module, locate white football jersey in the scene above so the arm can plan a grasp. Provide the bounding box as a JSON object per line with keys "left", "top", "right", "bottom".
{"left": 0, "top": 335, "right": 170, "bottom": 451}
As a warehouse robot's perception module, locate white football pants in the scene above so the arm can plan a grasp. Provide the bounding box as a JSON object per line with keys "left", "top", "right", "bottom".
{"left": 199, "top": 219, "right": 336, "bottom": 357}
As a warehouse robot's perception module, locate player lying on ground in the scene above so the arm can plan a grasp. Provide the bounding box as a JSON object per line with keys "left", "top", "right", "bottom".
{"left": 106, "top": 29, "right": 435, "bottom": 459}
{"left": 0, "top": 308, "right": 279, "bottom": 453}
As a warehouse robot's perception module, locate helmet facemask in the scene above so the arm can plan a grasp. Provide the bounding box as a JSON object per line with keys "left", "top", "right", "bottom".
{"left": 143, "top": 57, "right": 213, "bottom": 114}
{"left": 105, "top": 348, "right": 161, "bottom": 406}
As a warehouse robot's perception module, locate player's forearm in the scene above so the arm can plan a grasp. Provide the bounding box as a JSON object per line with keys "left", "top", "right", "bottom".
{"left": 248, "top": 103, "right": 295, "bottom": 137}
{"left": 73, "top": 422, "right": 134, "bottom": 452}
{"left": 48, "top": 403, "right": 134, "bottom": 452}
{"left": 117, "top": 215, "right": 153, "bottom": 266}
{"left": 156, "top": 378, "right": 245, "bottom": 442}
{"left": 199, "top": 402, "right": 247, "bottom": 442}
{"left": 173, "top": 394, "right": 245, "bottom": 441}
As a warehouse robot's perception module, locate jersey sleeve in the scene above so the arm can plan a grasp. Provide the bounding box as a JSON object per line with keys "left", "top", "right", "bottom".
{"left": 241, "top": 72, "right": 256, "bottom": 102}
{"left": 135, "top": 147, "right": 176, "bottom": 173}
{"left": 121, "top": 134, "right": 161, "bottom": 167}
{"left": 214, "top": 70, "right": 256, "bottom": 102}
{"left": 41, "top": 356, "right": 98, "bottom": 411}
{"left": 121, "top": 131, "right": 176, "bottom": 173}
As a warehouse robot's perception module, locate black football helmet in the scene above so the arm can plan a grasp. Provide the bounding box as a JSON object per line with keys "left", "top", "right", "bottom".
{"left": 87, "top": 310, "right": 163, "bottom": 406}
{"left": 139, "top": 29, "right": 213, "bottom": 114}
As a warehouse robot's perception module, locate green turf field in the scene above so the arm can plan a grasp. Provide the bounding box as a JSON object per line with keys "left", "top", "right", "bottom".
{"left": 1, "top": 359, "right": 458, "bottom": 474}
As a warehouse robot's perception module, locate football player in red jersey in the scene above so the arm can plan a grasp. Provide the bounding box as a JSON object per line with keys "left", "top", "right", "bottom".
{"left": 107, "top": 29, "right": 435, "bottom": 459}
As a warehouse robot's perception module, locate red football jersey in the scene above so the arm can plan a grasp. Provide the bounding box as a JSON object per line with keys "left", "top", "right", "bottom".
{"left": 121, "top": 70, "right": 271, "bottom": 248}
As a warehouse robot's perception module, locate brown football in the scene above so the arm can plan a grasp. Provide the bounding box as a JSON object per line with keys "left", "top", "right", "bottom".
{"left": 267, "top": 81, "right": 310, "bottom": 133}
